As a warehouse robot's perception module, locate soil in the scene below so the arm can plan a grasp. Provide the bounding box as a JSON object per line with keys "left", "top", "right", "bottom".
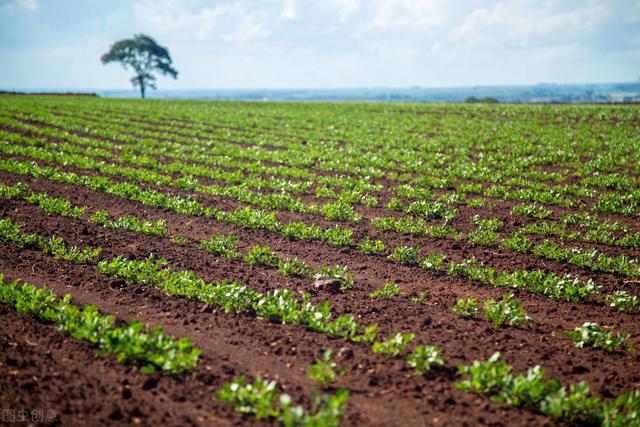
{"left": 1, "top": 101, "right": 639, "bottom": 426}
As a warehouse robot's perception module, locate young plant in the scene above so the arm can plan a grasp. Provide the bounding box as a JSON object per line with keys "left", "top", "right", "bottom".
{"left": 407, "top": 345, "right": 444, "bottom": 374}
{"left": 471, "top": 215, "right": 505, "bottom": 232}
{"left": 409, "top": 290, "right": 429, "bottom": 304}
{"left": 467, "top": 229, "right": 500, "bottom": 246}
{"left": 456, "top": 353, "right": 603, "bottom": 424}
{"left": 511, "top": 202, "right": 553, "bottom": 219}
{"left": 89, "top": 211, "right": 169, "bottom": 237}
{"left": 565, "top": 322, "right": 632, "bottom": 352}
{"left": 356, "top": 236, "right": 387, "bottom": 255}
{"left": 604, "top": 291, "right": 639, "bottom": 313}
{"left": 372, "top": 332, "right": 415, "bottom": 357}
{"left": 451, "top": 298, "right": 480, "bottom": 318}
{"left": 321, "top": 200, "right": 362, "bottom": 222}
{"left": 484, "top": 294, "right": 533, "bottom": 327}
{"left": 27, "top": 192, "right": 85, "bottom": 219}
{"left": 216, "top": 375, "right": 279, "bottom": 420}
{"left": 216, "top": 375, "right": 349, "bottom": 426}
{"left": 244, "top": 244, "right": 279, "bottom": 267}
{"left": 369, "top": 283, "right": 400, "bottom": 299}
{"left": 0, "top": 182, "right": 28, "bottom": 199}
{"left": 277, "top": 257, "right": 312, "bottom": 278}
{"left": 0, "top": 277, "right": 200, "bottom": 374}
{"left": 500, "top": 233, "right": 533, "bottom": 252}
{"left": 388, "top": 245, "right": 420, "bottom": 265}
{"left": 420, "top": 252, "right": 447, "bottom": 270}
{"left": 200, "top": 234, "right": 241, "bottom": 259}
{"left": 455, "top": 352, "right": 512, "bottom": 394}
{"left": 170, "top": 235, "right": 188, "bottom": 245}
{"left": 307, "top": 349, "right": 346, "bottom": 388}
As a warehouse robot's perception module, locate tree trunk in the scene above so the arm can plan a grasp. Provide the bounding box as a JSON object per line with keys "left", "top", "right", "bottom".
{"left": 140, "top": 81, "right": 145, "bottom": 99}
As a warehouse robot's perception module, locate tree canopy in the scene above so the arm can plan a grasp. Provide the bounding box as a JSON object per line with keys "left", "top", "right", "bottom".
{"left": 101, "top": 34, "right": 178, "bottom": 99}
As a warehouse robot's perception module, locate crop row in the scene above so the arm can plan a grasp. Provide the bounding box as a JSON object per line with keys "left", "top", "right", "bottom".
{"left": 4, "top": 133, "right": 640, "bottom": 289}
{"left": 0, "top": 181, "right": 357, "bottom": 289}
{"left": 1, "top": 158, "right": 634, "bottom": 312}
{"left": 0, "top": 274, "right": 200, "bottom": 374}
{"left": 4, "top": 109, "right": 639, "bottom": 217}
{"left": 2, "top": 216, "right": 637, "bottom": 426}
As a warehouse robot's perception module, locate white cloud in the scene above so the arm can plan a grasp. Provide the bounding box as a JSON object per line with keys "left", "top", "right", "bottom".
{"left": 281, "top": 0, "right": 297, "bottom": 20}
{"left": 1, "top": 0, "right": 38, "bottom": 11}
{"left": 449, "top": 1, "right": 609, "bottom": 48}
{"left": 223, "top": 13, "right": 272, "bottom": 43}
{"left": 365, "top": 0, "right": 448, "bottom": 30}
{"left": 2, "top": 0, "right": 639, "bottom": 88}
{"left": 312, "top": 0, "right": 361, "bottom": 23}
{"left": 133, "top": 0, "right": 228, "bottom": 41}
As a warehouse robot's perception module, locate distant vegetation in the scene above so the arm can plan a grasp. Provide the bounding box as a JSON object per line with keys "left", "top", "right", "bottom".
{"left": 98, "top": 82, "right": 640, "bottom": 103}
{"left": 465, "top": 96, "right": 499, "bottom": 104}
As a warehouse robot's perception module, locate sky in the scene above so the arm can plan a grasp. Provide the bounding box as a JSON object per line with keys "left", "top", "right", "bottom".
{"left": 0, "top": 0, "right": 639, "bottom": 90}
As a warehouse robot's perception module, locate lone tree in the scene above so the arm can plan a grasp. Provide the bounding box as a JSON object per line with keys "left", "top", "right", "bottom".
{"left": 101, "top": 34, "right": 178, "bottom": 99}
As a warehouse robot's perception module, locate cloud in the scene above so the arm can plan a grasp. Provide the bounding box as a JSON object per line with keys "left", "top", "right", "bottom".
{"left": 223, "top": 13, "right": 272, "bottom": 43}
{"left": 281, "top": 0, "right": 297, "bottom": 20}
{"left": 365, "top": 0, "right": 448, "bottom": 30}
{"left": 449, "top": 1, "right": 609, "bottom": 48}
{"left": 317, "top": 0, "right": 361, "bottom": 23}
{"left": 0, "top": 0, "right": 38, "bottom": 12}
{"left": 132, "top": 0, "right": 228, "bottom": 41}
{"left": 1, "top": 0, "right": 639, "bottom": 88}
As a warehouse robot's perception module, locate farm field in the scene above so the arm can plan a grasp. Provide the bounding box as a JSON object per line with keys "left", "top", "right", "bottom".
{"left": 0, "top": 93, "right": 639, "bottom": 426}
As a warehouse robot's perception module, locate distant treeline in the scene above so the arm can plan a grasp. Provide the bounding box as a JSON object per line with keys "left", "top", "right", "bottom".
{"left": 97, "top": 82, "right": 640, "bottom": 103}
{"left": 465, "top": 96, "right": 499, "bottom": 104}
{"left": 0, "top": 91, "right": 98, "bottom": 97}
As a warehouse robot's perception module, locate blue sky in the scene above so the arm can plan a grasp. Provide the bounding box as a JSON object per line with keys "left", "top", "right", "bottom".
{"left": 1, "top": 0, "right": 639, "bottom": 90}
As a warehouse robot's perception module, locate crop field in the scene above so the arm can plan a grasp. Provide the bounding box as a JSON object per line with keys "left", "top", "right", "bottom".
{"left": 0, "top": 94, "right": 639, "bottom": 426}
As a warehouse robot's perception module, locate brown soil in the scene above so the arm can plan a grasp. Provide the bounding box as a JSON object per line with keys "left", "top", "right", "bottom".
{"left": 1, "top": 99, "right": 639, "bottom": 427}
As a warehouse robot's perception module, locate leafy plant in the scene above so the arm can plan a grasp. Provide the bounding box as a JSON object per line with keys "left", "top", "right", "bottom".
{"left": 321, "top": 200, "right": 362, "bottom": 222}
{"left": 456, "top": 353, "right": 604, "bottom": 424}
{"left": 456, "top": 352, "right": 512, "bottom": 394}
{"left": 451, "top": 298, "right": 480, "bottom": 318}
{"left": 26, "top": 192, "right": 85, "bottom": 219}
{"left": 307, "top": 349, "right": 346, "bottom": 388}
{"left": 484, "top": 294, "right": 533, "bottom": 327}
{"left": 0, "top": 276, "right": 200, "bottom": 374}
{"left": 89, "top": 211, "right": 168, "bottom": 237}
{"left": 419, "top": 252, "right": 447, "bottom": 270}
{"left": 409, "top": 290, "right": 429, "bottom": 304}
{"left": 407, "top": 345, "right": 444, "bottom": 374}
{"left": 511, "top": 202, "right": 553, "bottom": 219}
{"left": 356, "top": 236, "right": 387, "bottom": 255}
{"left": 604, "top": 291, "right": 639, "bottom": 313}
{"left": 245, "top": 244, "right": 279, "bottom": 267}
{"left": 539, "top": 382, "right": 601, "bottom": 423}
{"left": 372, "top": 332, "right": 415, "bottom": 357}
{"left": 0, "top": 181, "right": 28, "bottom": 199}
{"left": 200, "top": 233, "right": 242, "bottom": 259}
{"left": 468, "top": 229, "right": 500, "bottom": 246}
{"left": 471, "top": 215, "right": 505, "bottom": 231}
{"left": 216, "top": 375, "right": 349, "bottom": 426}
{"left": 500, "top": 233, "right": 533, "bottom": 252}
{"left": 388, "top": 245, "right": 420, "bottom": 265}
{"left": 216, "top": 375, "right": 279, "bottom": 419}
{"left": 278, "top": 257, "right": 312, "bottom": 278}
{"left": 170, "top": 235, "right": 188, "bottom": 245}
{"left": 565, "top": 322, "right": 632, "bottom": 352}
{"left": 369, "top": 283, "right": 400, "bottom": 299}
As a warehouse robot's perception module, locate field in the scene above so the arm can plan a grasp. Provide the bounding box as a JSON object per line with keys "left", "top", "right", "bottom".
{"left": 0, "top": 94, "right": 639, "bottom": 426}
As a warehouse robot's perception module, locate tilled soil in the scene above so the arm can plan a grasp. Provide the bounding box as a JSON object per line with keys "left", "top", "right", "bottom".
{"left": 1, "top": 98, "right": 639, "bottom": 426}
